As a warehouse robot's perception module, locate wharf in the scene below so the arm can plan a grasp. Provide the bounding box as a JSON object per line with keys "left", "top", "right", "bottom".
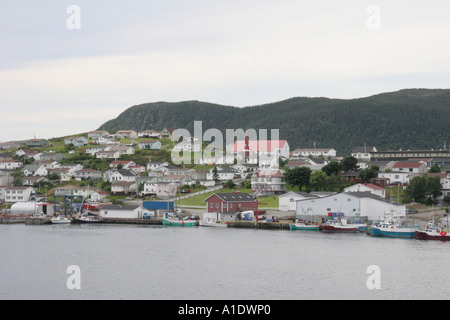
{"left": 226, "top": 221, "right": 291, "bottom": 230}
{"left": 100, "top": 217, "right": 163, "bottom": 225}
{"left": 0, "top": 216, "right": 27, "bottom": 224}
{"left": 25, "top": 217, "right": 53, "bottom": 225}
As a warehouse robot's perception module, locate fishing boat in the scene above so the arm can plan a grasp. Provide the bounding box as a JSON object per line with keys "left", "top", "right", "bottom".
{"left": 200, "top": 217, "right": 227, "bottom": 227}
{"left": 415, "top": 221, "right": 450, "bottom": 241}
{"left": 72, "top": 214, "right": 101, "bottom": 224}
{"left": 51, "top": 215, "right": 72, "bottom": 224}
{"left": 162, "top": 212, "right": 197, "bottom": 227}
{"left": 289, "top": 219, "right": 319, "bottom": 231}
{"left": 200, "top": 212, "right": 227, "bottom": 227}
{"left": 321, "top": 217, "right": 366, "bottom": 233}
{"left": 370, "top": 213, "right": 419, "bottom": 238}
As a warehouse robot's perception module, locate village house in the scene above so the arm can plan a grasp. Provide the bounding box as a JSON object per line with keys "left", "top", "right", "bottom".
{"left": 160, "top": 128, "right": 180, "bottom": 141}
{"left": 251, "top": 168, "right": 286, "bottom": 196}
{"left": 22, "top": 164, "right": 48, "bottom": 177}
{"left": 90, "top": 191, "right": 109, "bottom": 202}
{"left": 162, "top": 174, "right": 185, "bottom": 185}
{"left": 37, "top": 160, "right": 61, "bottom": 170}
{"left": 5, "top": 187, "right": 35, "bottom": 203}
{"left": 138, "top": 130, "right": 161, "bottom": 138}
{"left": 141, "top": 177, "right": 165, "bottom": 195}
{"left": 204, "top": 192, "right": 258, "bottom": 215}
{"left": 108, "top": 169, "right": 137, "bottom": 183}
{"left": 115, "top": 130, "right": 138, "bottom": 139}
{"left": 109, "top": 160, "right": 136, "bottom": 170}
{"left": 64, "top": 136, "right": 88, "bottom": 147}
{"left": 23, "top": 139, "right": 49, "bottom": 148}
{"left": 88, "top": 130, "right": 110, "bottom": 139}
{"left": 147, "top": 161, "right": 169, "bottom": 172}
{"left": 54, "top": 185, "right": 100, "bottom": 198}
{"left": 96, "top": 150, "right": 121, "bottom": 160}
{"left": 107, "top": 144, "right": 135, "bottom": 156}
{"left": 0, "top": 160, "right": 23, "bottom": 170}
{"left": 206, "top": 167, "right": 237, "bottom": 181}
{"left": 129, "top": 165, "right": 146, "bottom": 175}
{"left": 74, "top": 169, "right": 102, "bottom": 180}
{"left": 0, "top": 173, "right": 14, "bottom": 186}
{"left": 15, "top": 149, "right": 38, "bottom": 159}
{"left": 291, "top": 148, "right": 336, "bottom": 158}
{"left": 111, "top": 181, "right": 137, "bottom": 195}
{"left": 38, "top": 152, "right": 66, "bottom": 162}
{"left": 86, "top": 145, "right": 109, "bottom": 156}
{"left": 138, "top": 140, "right": 162, "bottom": 150}
{"left": 59, "top": 163, "right": 83, "bottom": 176}
{"left": 392, "top": 161, "right": 428, "bottom": 174}
{"left": 156, "top": 182, "right": 178, "bottom": 199}
{"left": 22, "top": 176, "right": 50, "bottom": 187}
{"left": 351, "top": 146, "right": 377, "bottom": 161}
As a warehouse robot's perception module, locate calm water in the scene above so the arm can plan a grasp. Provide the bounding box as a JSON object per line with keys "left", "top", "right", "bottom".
{"left": 1, "top": 223, "right": 450, "bottom": 300}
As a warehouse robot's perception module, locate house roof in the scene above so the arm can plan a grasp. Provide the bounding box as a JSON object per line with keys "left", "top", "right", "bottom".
{"left": 279, "top": 191, "right": 318, "bottom": 198}
{"left": 101, "top": 205, "right": 140, "bottom": 211}
{"left": 254, "top": 169, "right": 284, "bottom": 177}
{"left": 112, "top": 181, "right": 136, "bottom": 186}
{"left": 204, "top": 192, "right": 257, "bottom": 203}
{"left": 393, "top": 162, "right": 425, "bottom": 168}
{"left": 232, "top": 140, "right": 287, "bottom": 153}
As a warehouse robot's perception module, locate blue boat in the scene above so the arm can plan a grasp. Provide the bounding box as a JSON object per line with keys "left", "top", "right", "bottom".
{"left": 370, "top": 213, "right": 419, "bottom": 238}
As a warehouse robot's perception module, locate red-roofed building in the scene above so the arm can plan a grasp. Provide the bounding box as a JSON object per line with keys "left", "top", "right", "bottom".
{"left": 392, "top": 162, "right": 428, "bottom": 174}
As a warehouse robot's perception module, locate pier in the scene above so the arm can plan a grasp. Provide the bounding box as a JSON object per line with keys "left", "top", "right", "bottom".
{"left": 226, "top": 221, "right": 291, "bottom": 230}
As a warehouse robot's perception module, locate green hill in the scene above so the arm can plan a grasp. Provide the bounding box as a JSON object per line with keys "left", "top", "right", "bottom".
{"left": 98, "top": 89, "right": 450, "bottom": 156}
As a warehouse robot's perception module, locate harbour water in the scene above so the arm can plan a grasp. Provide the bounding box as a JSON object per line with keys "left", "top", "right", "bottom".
{"left": 1, "top": 223, "right": 450, "bottom": 300}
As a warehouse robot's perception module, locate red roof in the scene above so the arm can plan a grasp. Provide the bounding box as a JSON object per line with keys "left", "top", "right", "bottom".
{"left": 393, "top": 162, "right": 424, "bottom": 168}
{"left": 364, "top": 183, "right": 384, "bottom": 190}
{"left": 232, "top": 140, "right": 287, "bottom": 153}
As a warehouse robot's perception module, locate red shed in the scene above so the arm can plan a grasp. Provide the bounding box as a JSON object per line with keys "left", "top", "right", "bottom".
{"left": 204, "top": 192, "right": 258, "bottom": 213}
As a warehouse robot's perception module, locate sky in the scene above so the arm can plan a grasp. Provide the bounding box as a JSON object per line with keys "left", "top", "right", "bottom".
{"left": 1, "top": 0, "right": 450, "bottom": 142}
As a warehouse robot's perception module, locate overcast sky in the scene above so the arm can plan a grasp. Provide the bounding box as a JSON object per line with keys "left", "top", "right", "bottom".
{"left": 1, "top": 0, "right": 449, "bottom": 142}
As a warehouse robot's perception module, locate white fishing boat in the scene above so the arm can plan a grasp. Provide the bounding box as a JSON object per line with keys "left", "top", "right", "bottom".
{"left": 199, "top": 212, "right": 227, "bottom": 227}
{"left": 51, "top": 215, "right": 72, "bottom": 224}
{"left": 322, "top": 217, "right": 367, "bottom": 233}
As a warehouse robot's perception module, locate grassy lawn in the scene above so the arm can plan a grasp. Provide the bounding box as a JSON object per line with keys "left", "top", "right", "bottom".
{"left": 176, "top": 187, "right": 279, "bottom": 209}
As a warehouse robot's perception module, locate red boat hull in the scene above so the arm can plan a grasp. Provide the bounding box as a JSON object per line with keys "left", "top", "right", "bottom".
{"left": 415, "top": 230, "right": 450, "bottom": 241}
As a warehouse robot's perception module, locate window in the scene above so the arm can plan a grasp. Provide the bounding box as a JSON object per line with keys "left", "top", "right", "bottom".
{"left": 210, "top": 203, "right": 214, "bottom": 208}
{"left": 289, "top": 198, "right": 294, "bottom": 202}
{"left": 216, "top": 203, "right": 219, "bottom": 208}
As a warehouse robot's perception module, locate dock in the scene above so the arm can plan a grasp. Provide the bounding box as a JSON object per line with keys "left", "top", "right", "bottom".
{"left": 226, "top": 221, "right": 291, "bottom": 230}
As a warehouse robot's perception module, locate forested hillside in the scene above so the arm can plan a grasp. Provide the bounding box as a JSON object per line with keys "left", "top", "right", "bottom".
{"left": 98, "top": 89, "right": 450, "bottom": 156}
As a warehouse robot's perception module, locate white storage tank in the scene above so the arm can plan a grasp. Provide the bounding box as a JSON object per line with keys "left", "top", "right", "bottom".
{"left": 10, "top": 202, "right": 54, "bottom": 216}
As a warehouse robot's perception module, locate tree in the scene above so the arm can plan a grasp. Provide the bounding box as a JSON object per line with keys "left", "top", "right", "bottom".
{"left": 225, "top": 180, "right": 235, "bottom": 189}
{"left": 358, "top": 165, "right": 380, "bottom": 183}
{"left": 310, "top": 170, "right": 328, "bottom": 191}
{"left": 404, "top": 176, "right": 427, "bottom": 203}
{"left": 322, "top": 161, "right": 342, "bottom": 176}
{"left": 341, "top": 156, "right": 358, "bottom": 172}
{"left": 426, "top": 176, "right": 442, "bottom": 200}
{"left": 429, "top": 164, "right": 441, "bottom": 173}
{"left": 284, "top": 167, "right": 312, "bottom": 191}
{"left": 212, "top": 166, "right": 219, "bottom": 183}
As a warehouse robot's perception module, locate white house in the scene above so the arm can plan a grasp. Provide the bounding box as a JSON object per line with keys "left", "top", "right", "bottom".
{"left": 88, "top": 130, "right": 110, "bottom": 139}
{"left": 108, "top": 169, "right": 137, "bottom": 183}
{"left": 295, "top": 192, "right": 406, "bottom": 222}
{"left": 22, "top": 164, "right": 48, "bottom": 177}
{"left": 251, "top": 168, "right": 286, "bottom": 196}
{"left": 115, "top": 130, "right": 138, "bottom": 139}
{"left": 207, "top": 167, "right": 236, "bottom": 181}
{"left": 138, "top": 130, "right": 161, "bottom": 138}
{"left": 351, "top": 146, "right": 377, "bottom": 160}
{"left": 278, "top": 191, "right": 318, "bottom": 212}
{"left": 147, "top": 161, "right": 169, "bottom": 171}
{"left": 156, "top": 182, "right": 178, "bottom": 199}
{"left": 392, "top": 162, "right": 428, "bottom": 174}
{"left": 378, "top": 172, "right": 412, "bottom": 185}
{"left": 344, "top": 183, "right": 386, "bottom": 198}
{"left": 138, "top": 140, "right": 162, "bottom": 150}
{"left": 291, "top": 148, "right": 337, "bottom": 158}
{"left": 5, "top": 187, "right": 35, "bottom": 203}
{"left": 0, "top": 160, "right": 23, "bottom": 170}
{"left": 109, "top": 160, "right": 136, "bottom": 170}
{"left": 111, "top": 181, "right": 137, "bottom": 194}
{"left": 99, "top": 205, "right": 151, "bottom": 219}
{"left": 64, "top": 136, "right": 88, "bottom": 147}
